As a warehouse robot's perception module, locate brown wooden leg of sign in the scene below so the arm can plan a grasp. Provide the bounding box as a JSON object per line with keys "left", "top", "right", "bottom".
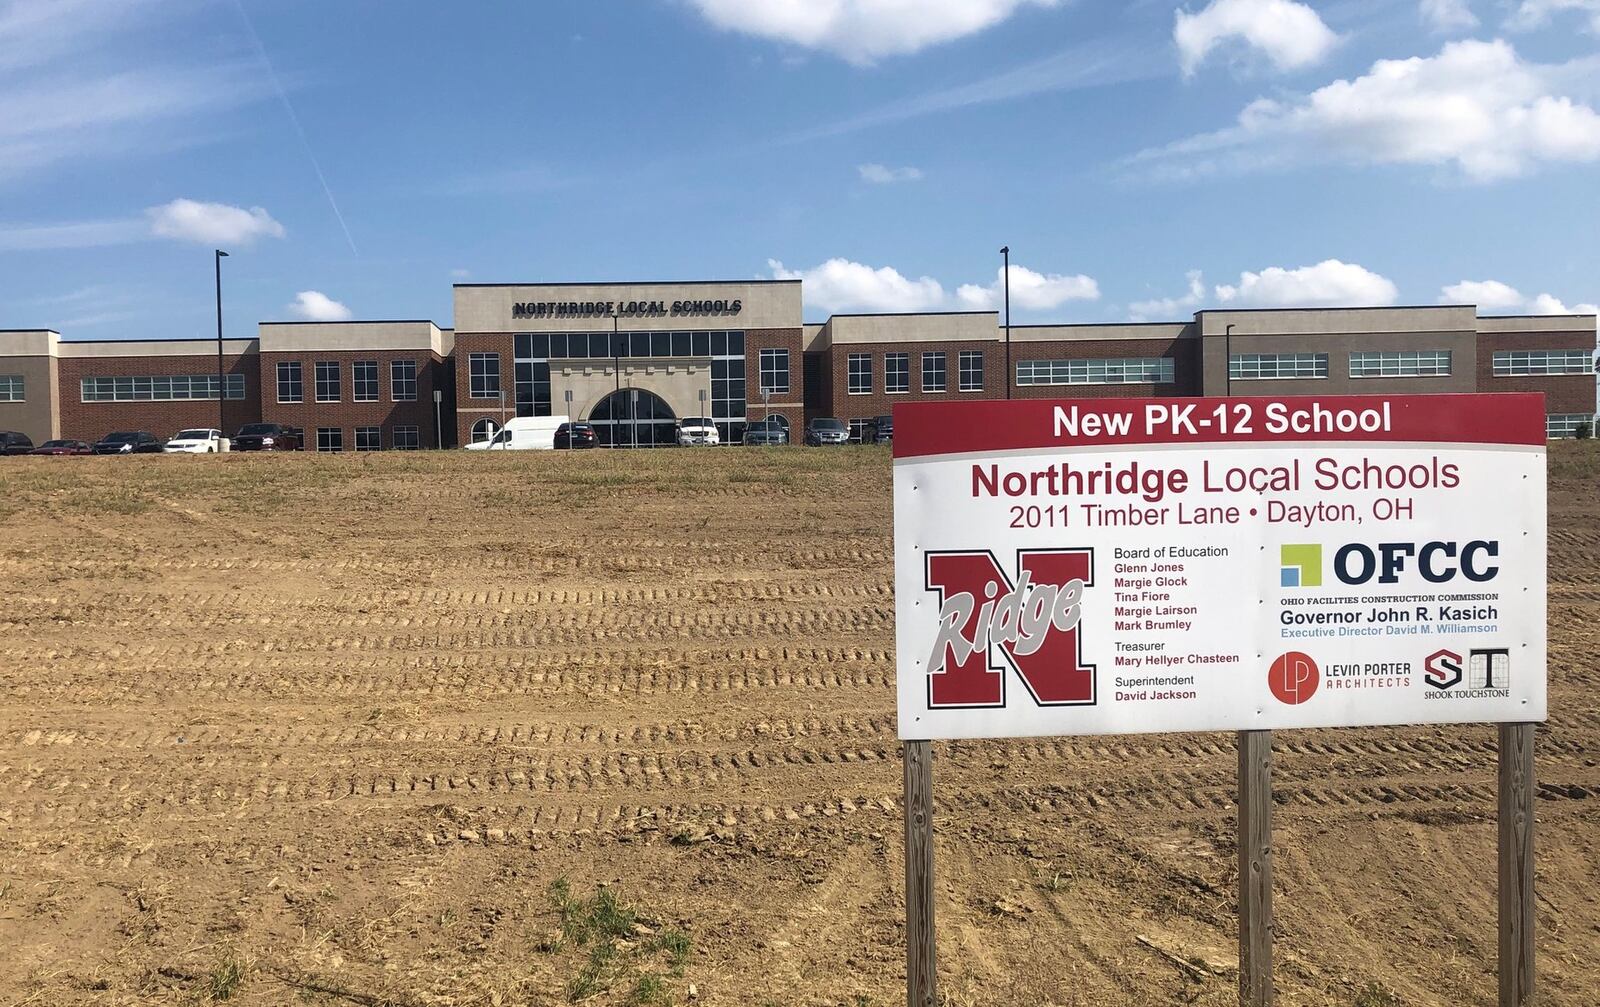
{"left": 1238, "top": 729, "right": 1274, "bottom": 1007}
{"left": 1498, "top": 723, "right": 1535, "bottom": 1006}
{"left": 904, "top": 740, "right": 936, "bottom": 1007}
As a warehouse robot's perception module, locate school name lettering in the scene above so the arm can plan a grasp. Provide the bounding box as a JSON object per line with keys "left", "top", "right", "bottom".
{"left": 512, "top": 299, "right": 744, "bottom": 319}
{"left": 971, "top": 456, "right": 1461, "bottom": 503}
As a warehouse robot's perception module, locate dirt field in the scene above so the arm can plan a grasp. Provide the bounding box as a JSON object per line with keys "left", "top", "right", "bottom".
{"left": 0, "top": 445, "right": 1596, "bottom": 1007}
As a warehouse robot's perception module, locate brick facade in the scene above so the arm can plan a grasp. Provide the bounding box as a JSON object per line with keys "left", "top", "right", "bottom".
{"left": 451, "top": 332, "right": 515, "bottom": 447}
{"left": 1475, "top": 328, "right": 1597, "bottom": 414}
{"left": 56, "top": 351, "right": 261, "bottom": 443}
{"left": 261, "top": 349, "right": 446, "bottom": 451}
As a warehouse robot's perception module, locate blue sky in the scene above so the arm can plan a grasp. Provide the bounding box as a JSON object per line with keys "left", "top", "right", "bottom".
{"left": 1, "top": 0, "right": 1597, "bottom": 338}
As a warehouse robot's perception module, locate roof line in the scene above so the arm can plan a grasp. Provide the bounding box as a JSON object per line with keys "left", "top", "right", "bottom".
{"left": 825, "top": 310, "right": 998, "bottom": 319}
{"left": 259, "top": 320, "right": 439, "bottom": 326}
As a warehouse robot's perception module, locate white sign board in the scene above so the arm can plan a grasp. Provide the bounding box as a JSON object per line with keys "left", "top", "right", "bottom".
{"left": 894, "top": 394, "right": 1548, "bottom": 740}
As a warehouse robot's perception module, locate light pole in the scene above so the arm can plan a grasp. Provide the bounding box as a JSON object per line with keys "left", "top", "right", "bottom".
{"left": 215, "top": 249, "right": 229, "bottom": 439}
{"left": 1000, "top": 246, "right": 1011, "bottom": 400}
{"left": 611, "top": 309, "right": 621, "bottom": 448}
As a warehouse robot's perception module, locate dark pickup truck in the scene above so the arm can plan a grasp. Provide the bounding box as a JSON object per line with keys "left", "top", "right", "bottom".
{"left": 233, "top": 423, "right": 303, "bottom": 451}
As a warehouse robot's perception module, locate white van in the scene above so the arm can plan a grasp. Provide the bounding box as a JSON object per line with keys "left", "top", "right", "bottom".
{"left": 465, "top": 416, "right": 570, "bottom": 451}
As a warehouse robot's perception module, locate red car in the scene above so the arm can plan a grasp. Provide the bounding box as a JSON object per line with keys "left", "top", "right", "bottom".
{"left": 31, "top": 439, "right": 91, "bottom": 456}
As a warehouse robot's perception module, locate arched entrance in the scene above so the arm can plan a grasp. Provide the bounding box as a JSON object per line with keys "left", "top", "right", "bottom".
{"left": 470, "top": 418, "right": 500, "bottom": 444}
{"left": 588, "top": 388, "right": 677, "bottom": 448}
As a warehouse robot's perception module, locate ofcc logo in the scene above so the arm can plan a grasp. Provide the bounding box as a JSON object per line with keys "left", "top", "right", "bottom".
{"left": 1280, "top": 540, "right": 1499, "bottom": 587}
{"left": 923, "top": 549, "right": 1096, "bottom": 709}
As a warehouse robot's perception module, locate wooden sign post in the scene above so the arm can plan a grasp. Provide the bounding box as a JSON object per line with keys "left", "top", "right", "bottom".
{"left": 1498, "top": 723, "right": 1536, "bottom": 1006}
{"left": 1237, "top": 729, "right": 1274, "bottom": 1007}
{"left": 904, "top": 740, "right": 936, "bottom": 1007}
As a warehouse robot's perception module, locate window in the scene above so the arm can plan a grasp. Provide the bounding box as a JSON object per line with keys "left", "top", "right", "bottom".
{"left": 885, "top": 352, "right": 910, "bottom": 394}
{"left": 392, "top": 425, "right": 420, "bottom": 450}
{"left": 1015, "top": 357, "right": 1175, "bottom": 386}
{"left": 1229, "top": 353, "right": 1328, "bottom": 380}
{"left": 316, "top": 427, "right": 343, "bottom": 453}
{"left": 848, "top": 353, "right": 872, "bottom": 395}
{"left": 1495, "top": 350, "right": 1595, "bottom": 376}
{"left": 1547, "top": 413, "right": 1596, "bottom": 439}
{"left": 80, "top": 374, "right": 245, "bottom": 402}
{"left": 0, "top": 375, "right": 23, "bottom": 401}
{"left": 922, "top": 353, "right": 946, "bottom": 393}
{"left": 391, "top": 359, "right": 418, "bottom": 400}
{"left": 758, "top": 348, "right": 790, "bottom": 394}
{"left": 470, "top": 418, "right": 499, "bottom": 444}
{"left": 470, "top": 352, "right": 501, "bottom": 399}
{"left": 354, "top": 426, "right": 381, "bottom": 451}
{"left": 1348, "top": 350, "right": 1452, "bottom": 378}
{"left": 276, "top": 362, "right": 302, "bottom": 403}
{"left": 959, "top": 351, "right": 984, "bottom": 392}
{"left": 848, "top": 419, "right": 873, "bottom": 443}
{"left": 353, "top": 360, "right": 379, "bottom": 401}
{"left": 315, "top": 361, "right": 341, "bottom": 402}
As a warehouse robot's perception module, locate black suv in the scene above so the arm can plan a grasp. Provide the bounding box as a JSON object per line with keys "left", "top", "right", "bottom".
{"left": 0, "top": 431, "right": 34, "bottom": 455}
{"left": 234, "top": 423, "right": 303, "bottom": 451}
{"left": 867, "top": 415, "right": 893, "bottom": 444}
{"left": 92, "top": 431, "right": 164, "bottom": 454}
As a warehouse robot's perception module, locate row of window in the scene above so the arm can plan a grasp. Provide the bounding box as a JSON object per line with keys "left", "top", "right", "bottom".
{"left": 1232, "top": 349, "right": 1596, "bottom": 380}
{"left": 277, "top": 360, "right": 418, "bottom": 404}
{"left": 1495, "top": 350, "right": 1595, "bottom": 376}
{"left": 848, "top": 351, "right": 985, "bottom": 394}
{"left": 1547, "top": 414, "right": 1597, "bottom": 439}
{"left": 313, "top": 425, "right": 422, "bottom": 452}
{"left": 81, "top": 374, "right": 246, "bottom": 402}
{"left": 0, "top": 375, "right": 22, "bottom": 402}
{"left": 1016, "top": 357, "right": 1175, "bottom": 387}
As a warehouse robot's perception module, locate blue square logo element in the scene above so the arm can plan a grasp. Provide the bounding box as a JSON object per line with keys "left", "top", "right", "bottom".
{"left": 1281, "top": 567, "right": 1299, "bottom": 588}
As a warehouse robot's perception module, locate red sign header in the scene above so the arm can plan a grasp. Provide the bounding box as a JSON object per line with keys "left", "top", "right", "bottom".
{"left": 892, "top": 394, "right": 1546, "bottom": 460}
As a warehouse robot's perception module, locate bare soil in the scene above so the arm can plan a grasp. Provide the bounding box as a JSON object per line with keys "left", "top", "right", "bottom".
{"left": 0, "top": 445, "right": 1596, "bottom": 1007}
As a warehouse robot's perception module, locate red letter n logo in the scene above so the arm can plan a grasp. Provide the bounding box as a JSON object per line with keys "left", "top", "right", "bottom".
{"left": 923, "top": 549, "right": 1096, "bottom": 709}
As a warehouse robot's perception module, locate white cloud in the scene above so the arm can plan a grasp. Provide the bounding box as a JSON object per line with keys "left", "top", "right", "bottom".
{"left": 1528, "top": 293, "right": 1599, "bottom": 315}
{"left": 686, "top": 0, "right": 1062, "bottom": 64}
{"left": 1129, "top": 270, "right": 1207, "bottom": 320}
{"left": 0, "top": 217, "right": 146, "bottom": 251}
{"left": 451, "top": 268, "right": 472, "bottom": 280}
{"left": 956, "top": 264, "right": 1099, "bottom": 311}
{"left": 288, "top": 291, "right": 353, "bottom": 322}
{"left": 1174, "top": 0, "right": 1339, "bottom": 76}
{"left": 1440, "top": 279, "right": 1597, "bottom": 314}
{"left": 1441, "top": 279, "right": 1527, "bottom": 309}
{"left": 858, "top": 163, "right": 924, "bottom": 184}
{"left": 1510, "top": 0, "right": 1600, "bottom": 33}
{"left": 1214, "top": 260, "right": 1398, "bottom": 308}
{"left": 769, "top": 258, "right": 946, "bottom": 313}
{"left": 146, "top": 199, "right": 285, "bottom": 245}
{"left": 1420, "top": 0, "right": 1479, "bottom": 31}
{"left": 1138, "top": 39, "right": 1600, "bottom": 182}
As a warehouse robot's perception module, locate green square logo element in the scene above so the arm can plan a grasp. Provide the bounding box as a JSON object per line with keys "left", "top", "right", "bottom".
{"left": 1281, "top": 544, "right": 1323, "bottom": 588}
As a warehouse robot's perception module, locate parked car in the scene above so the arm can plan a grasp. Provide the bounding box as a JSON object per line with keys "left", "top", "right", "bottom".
{"left": 553, "top": 422, "right": 598, "bottom": 449}
{"left": 0, "top": 431, "right": 35, "bottom": 455}
{"left": 675, "top": 416, "right": 720, "bottom": 446}
{"left": 743, "top": 418, "right": 789, "bottom": 446}
{"left": 233, "top": 423, "right": 302, "bottom": 452}
{"left": 30, "top": 439, "right": 90, "bottom": 456}
{"left": 466, "top": 416, "right": 570, "bottom": 451}
{"left": 867, "top": 415, "right": 893, "bottom": 444}
{"left": 804, "top": 417, "right": 850, "bottom": 446}
{"left": 164, "top": 428, "right": 222, "bottom": 453}
{"left": 92, "top": 431, "right": 164, "bottom": 454}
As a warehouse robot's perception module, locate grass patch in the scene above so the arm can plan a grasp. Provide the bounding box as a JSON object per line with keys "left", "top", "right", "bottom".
{"left": 1353, "top": 982, "right": 1401, "bottom": 1007}
{"left": 207, "top": 953, "right": 247, "bottom": 1001}
{"left": 544, "top": 877, "right": 691, "bottom": 1004}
